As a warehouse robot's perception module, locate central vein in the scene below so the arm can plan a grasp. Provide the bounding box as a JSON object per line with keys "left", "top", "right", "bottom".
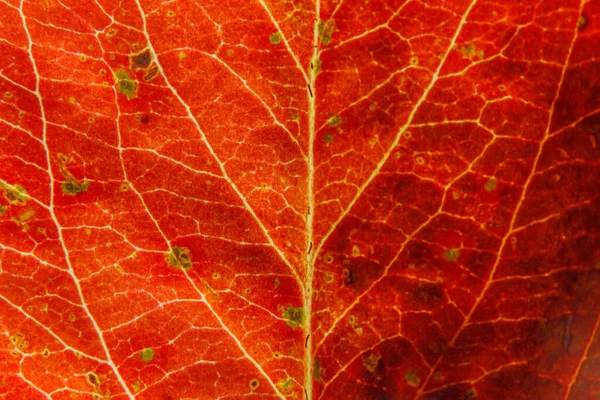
{"left": 304, "top": 3, "right": 321, "bottom": 398}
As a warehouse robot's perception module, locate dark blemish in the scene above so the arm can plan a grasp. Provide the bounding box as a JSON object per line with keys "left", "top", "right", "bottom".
{"left": 310, "top": 62, "right": 314, "bottom": 69}
{"left": 313, "top": 358, "right": 322, "bottom": 382}
{"left": 577, "top": 14, "right": 588, "bottom": 30}
{"left": 307, "top": 206, "right": 311, "bottom": 215}
{"left": 304, "top": 388, "right": 308, "bottom": 400}
{"left": 167, "top": 246, "right": 193, "bottom": 270}
{"left": 323, "top": 133, "right": 334, "bottom": 144}
{"left": 414, "top": 284, "right": 444, "bottom": 305}
{"left": 131, "top": 49, "right": 152, "bottom": 69}
{"left": 308, "top": 241, "right": 313, "bottom": 254}
{"left": 86, "top": 372, "right": 100, "bottom": 390}
{"left": 61, "top": 180, "right": 89, "bottom": 196}
{"left": 308, "top": 85, "right": 313, "bottom": 98}
{"left": 143, "top": 64, "right": 159, "bottom": 81}
{"left": 342, "top": 268, "right": 354, "bottom": 285}
{"left": 249, "top": 379, "right": 259, "bottom": 390}
{"left": 305, "top": 334, "right": 310, "bottom": 348}
{"left": 140, "top": 114, "right": 149, "bottom": 124}
{"left": 563, "top": 314, "right": 573, "bottom": 350}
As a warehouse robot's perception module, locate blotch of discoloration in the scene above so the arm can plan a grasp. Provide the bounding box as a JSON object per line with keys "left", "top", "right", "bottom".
{"left": 61, "top": 180, "right": 89, "bottom": 196}
{"left": 405, "top": 369, "right": 421, "bottom": 387}
{"left": 132, "top": 381, "right": 141, "bottom": 393}
{"left": 313, "top": 358, "right": 322, "bottom": 382}
{"left": 167, "top": 246, "right": 192, "bottom": 270}
{"left": 269, "top": 31, "right": 282, "bottom": 45}
{"left": 484, "top": 178, "right": 497, "bottom": 192}
{"left": 578, "top": 14, "right": 588, "bottom": 30}
{"left": 249, "top": 379, "right": 259, "bottom": 390}
{"left": 343, "top": 268, "right": 354, "bottom": 285}
{"left": 143, "top": 64, "right": 159, "bottom": 81}
{"left": 131, "top": 49, "right": 152, "bottom": 69}
{"left": 86, "top": 372, "right": 100, "bottom": 391}
{"left": 444, "top": 248, "right": 459, "bottom": 262}
{"left": 363, "top": 353, "right": 380, "bottom": 373}
{"left": 115, "top": 70, "right": 136, "bottom": 99}
{"left": 318, "top": 19, "right": 335, "bottom": 45}
{"left": 2, "top": 184, "right": 29, "bottom": 206}
{"left": 140, "top": 347, "right": 154, "bottom": 362}
{"left": 327, "top": 115, "right": 341, "bottom": 127}
{"left": 282, "top": 306, "right": 304, "bottom": 328}
{"left": 459, "top": 43, "right": 485, "bottom": 59}
{"left": 277, "top": 377, "right": 292, "bottom": 391}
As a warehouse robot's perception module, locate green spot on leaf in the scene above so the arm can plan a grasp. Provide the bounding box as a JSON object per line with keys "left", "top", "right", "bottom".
{"left": 484, "top": 178, "right": 497, "bottom": 192}
{"left": 405, "top": 369, "right": 421, "bottom": 387}
{"left": 323, "top": 133, "right": 333, "bottom": 144}
{"left": 269, "top": 32, "right": 282, "bottom": 45}
{"left": 115, "top": 70, "right": 136, "bottom": 99}
{"left": 168, "top": 246, "right": 192, "bottom": 270}
{"left": 132, "top": 381, "right": 141, "bottom": 393}
{"left": 318, "top": 19, "right": 335, "bottom": 45}
{"left": 61, "top": 180, "right": 89, "bottom": 196}
{"left": 140, "top": 347, "right": 154, "bottom": 362}
{"left": 444, "top": 248, "right": 460, "bottom": 262}
{"left": 282, "top": 305, "right": 304, "bottom": 328}
{"left": 327, "top": 115, "right": 341, "bottom": 127}
{"left": 277, "top": 377, "right": 292, "bottom": 391}
{"left": 2, "top": 184, "right": 29, "bottom": 206}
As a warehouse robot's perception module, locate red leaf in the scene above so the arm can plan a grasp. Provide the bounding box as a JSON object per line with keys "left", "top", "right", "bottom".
{"left": 1, "top": 0, "right": 599, "bottom": 399}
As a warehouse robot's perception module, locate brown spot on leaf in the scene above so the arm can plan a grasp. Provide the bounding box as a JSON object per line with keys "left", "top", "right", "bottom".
{"left": 342, "top": 268, "right": 354, "bottom": 285}
{"left": 143, "top": 64, "right": 159, "bottom": 81}
{"left": 131, "top": 49, "right": 152, "bottom": 69}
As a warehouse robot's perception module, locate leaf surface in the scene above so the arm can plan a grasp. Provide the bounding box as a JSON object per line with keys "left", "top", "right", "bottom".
{"left": 0, "top": 0, "right": 599, "bottom": 399}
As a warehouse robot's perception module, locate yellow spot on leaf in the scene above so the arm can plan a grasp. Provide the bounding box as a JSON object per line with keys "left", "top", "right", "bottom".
{"left": 269, "top": 31, "right": 282, "bottom": 45}
{"left": 363, "top": 353, "right": 380, "bottom": 373}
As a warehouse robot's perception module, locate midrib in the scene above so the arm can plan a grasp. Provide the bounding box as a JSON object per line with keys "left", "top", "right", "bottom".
{"left": 303, "top": 2, "right": 321, "bottom": 399}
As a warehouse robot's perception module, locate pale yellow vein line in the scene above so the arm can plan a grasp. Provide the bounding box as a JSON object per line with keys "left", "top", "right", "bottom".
{"left": 565, "top": 314, "right": 600, "bottom": 399}
{"left": 182, "top": 272, "right": 285, "bottom": 399}
{"left": 255, "top": 0, "right": 309, "bottom": 84}
{"left": 132, "top": 0, "right": 303, "bottom": 291}
{"left": 312, "top": 0, "right": 480, "bottom": 263}
{"left": 202, "top": 51, "right": 307, "bottom": 160}
{"left": 0, "top": 294, "right": 109, "bottom": 364}
{"left": 303, "top": 0, "right": 321, "bottom": 398}
{"left": 416, "top": 0, "right": 586, "bottom": 395}
{"left": 16, "top": 3, "right": 135, "bottom": 398}
{"left": 130, "top": 3, "right": 293, "bottom": 398}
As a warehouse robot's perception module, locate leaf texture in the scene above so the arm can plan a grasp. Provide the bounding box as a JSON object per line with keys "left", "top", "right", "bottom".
{"left": 0, "top": 0, "right": 599, "bottom": 399}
